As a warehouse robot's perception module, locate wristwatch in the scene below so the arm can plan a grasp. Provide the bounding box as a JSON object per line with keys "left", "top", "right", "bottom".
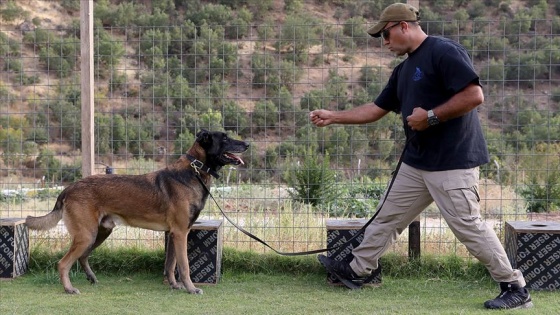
{"left": 427, "top": 109, "right": 440, "bottom": 126}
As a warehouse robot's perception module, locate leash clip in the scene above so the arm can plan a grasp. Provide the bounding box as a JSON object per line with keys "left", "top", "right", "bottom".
{"left": 190, "top": 159, "right": 203, "bottom": 175}
{"left": 186, "top": 154, "right": 220, "bottom": 179}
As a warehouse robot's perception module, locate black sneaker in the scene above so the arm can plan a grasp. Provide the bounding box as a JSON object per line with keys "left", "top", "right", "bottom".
{"left": 484, "top": 282, "right": 533, "bottom": 310}
{"left": 317, "top": 254, "right": 366, "bottom": 290}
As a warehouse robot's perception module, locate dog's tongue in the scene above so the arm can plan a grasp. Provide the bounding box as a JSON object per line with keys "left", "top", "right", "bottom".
{"left": 225, "top": 153, "right": 244, "bottom": 165}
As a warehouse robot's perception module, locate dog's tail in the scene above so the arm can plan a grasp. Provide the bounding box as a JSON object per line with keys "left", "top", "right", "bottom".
{"left": 25, "top": 190, "right": 65, "bottom": 230}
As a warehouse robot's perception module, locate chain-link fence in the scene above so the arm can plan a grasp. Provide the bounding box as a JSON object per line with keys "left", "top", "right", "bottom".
{"left": 1, "top": 1, "right": 559, "bottom": 260}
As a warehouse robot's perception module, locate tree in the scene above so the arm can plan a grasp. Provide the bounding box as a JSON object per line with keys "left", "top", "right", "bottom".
{"left": 342, "top": 16, "right": 368, "bottom": 46}
{"left": 252, "top": 100, "right": 278, "bottom": 132}
{"left": 279, "top": 14, "right": 320, "bottom": 64}
{"left": 286, "top": 149, "right": 339, "bottom": 207}
{"left": 95, "top": 28, "right": 125, "bottom": 78}
{"left": 0, "top": 1, "right": 29, "bottom": 23}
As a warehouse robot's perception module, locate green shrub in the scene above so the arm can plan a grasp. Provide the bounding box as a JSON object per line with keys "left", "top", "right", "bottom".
{"left": 276, "top": 139, "right": 306, "bottom": 158}
{"left": 173, "top": 130, "right": 195, "bottom": 156}
{"left": 61, "top": 0, "right": 80, "bottom": 12}
{"left": 225, "top": 7, "right": 252, "bottom": 39}
{"left": 136, "top": 8, "right": 169, "bottom": 28}
{"left": 519, "top": 172, "right": 560, "bottom": 213}
{"left": 505, "top": 51, "right": 547, "bottom": 87}
{"left": 94, "top": 0, "right": 116, "bottom": 26}
{"left": 138, "top": 29, "right": 171, "bottom": 65}
{"left": 252, "top": 100, "right": 278, "bottom": 132}
{"left": 467, "top": 0, "right": 486, "bottom": 19}
{"left": 199, "top": 108, "right": 224, "bottom": 132}
{"left": 500, "top": 13, "right": 532, "bottom": 44}
{"left": 480, "top": 58, "right": 505, "bottom": 84}
{"left": 38, "top": 47, "right": 73, "bottom": 78}
{"left": 109, "top": 114, "right": 126, "bottom": 154}
{"left": 3, "top": 58, "right": 21, "bottom": 72}
{"left": 0, "top": 1, "right": 28, "bottom": 23}
{"left": 299, "top": 89, "right": 329, "bottom": 112}
{"left": 221, "top": 100, "right": 249, "bottom": 135}
{"left": 326, "top": 70, "right": 348, "bottom": 109}
{"left": 342, "top": 16, "right": 368, "bottom": 46}
{"left": 286, "top": 149, "right": 339, "bottom": 207}
{"left": 95, "top": 28, "right": 126, "bottom": 78}
{"left": 271, "top": 86, "right": 295, "bottom": 121}
{"left": 0, "top": 83, "right": 14, "bottom": 106}
{"left": 186, "top": 3, "right": 232, "bottom": 28}
{"left": 245, "top": 0, "right": 274, "bottom": 17}
{"left": 36, "top": 147, "right": 61, "bottom": 181}
{"left": 453, "top": 8, "right": 469, "bottom": 22}
{"left": 19, "top": 74, "right": 40, "bottom": 85}
{"left": 359, "top": 65, "right": 384, "bottom": 88}
{"left": 551, "top": 88, "right": 560, "bottom": 103}
{"left": 109, "top": 71, "right": 127, "bottom": 92}
{"left": 278, "top": 14, "right": 320, "bottom": 64}
{"left": 0, "top": 31, "right": 20, "bottom": 56}
{"left": 120, "top": 117, "right": 152, "bottom": 157}
{"left": 94, "top": 114, "right": 112, "bottom": 155}
{"left": 0, "top": 115, "right": 38, "bottom": 168}
{"left": 0, "top": 125, "right": 24, "bottom": 166}
{"left": 250, "top": 54, "right": 300, "bottom": 93}
{"left": 323, "top": 127, "right": 350, "bottom": 157}
{"left": 45, "top": 100, "right": 80, "bottom": 145}
{"left": 284, "top": 0, "right": 303, "bottom": 12}
{"left": 264, "top": 147, "right": 278, "bottom": 171}
{"left": 23, "top": 28, "right": 56, "bottom": 49}
{"left": 327, "top": 180, "right": 385, "bottom": 217}
{"left": 170, "top": 75, "right": 195, "bottom": 111}
{"left": 251, "top": 53, "right": 275, "bottom": 88}
{"left": 420, "top": 7, "right": 443, "bottom": 35}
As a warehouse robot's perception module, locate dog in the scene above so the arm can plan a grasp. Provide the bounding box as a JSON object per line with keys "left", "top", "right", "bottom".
{"left": 25, "top": 130, "right": 249, "bottom": 294}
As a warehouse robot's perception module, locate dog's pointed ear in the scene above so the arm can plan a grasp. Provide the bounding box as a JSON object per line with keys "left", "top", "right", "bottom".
{"left": 196, "top": 129, "right": 210, "bottom": 144}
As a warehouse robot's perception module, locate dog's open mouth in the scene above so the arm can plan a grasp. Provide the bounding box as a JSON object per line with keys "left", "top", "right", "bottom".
{"left": 223, "top": 152, "right": 244, "bottom": 165}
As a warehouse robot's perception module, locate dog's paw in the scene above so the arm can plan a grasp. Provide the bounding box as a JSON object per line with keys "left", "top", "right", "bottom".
{"left": 65, "top": 287, "right": 81, "bottom": 294}
{"left": 86, "top": 274, "right": 98, "bottom": 284}
{"left": 170, "top": 283, "right": 186, "bottom": 290}
{"left": 189, "top": 287, "right": 203, "bottom": 295}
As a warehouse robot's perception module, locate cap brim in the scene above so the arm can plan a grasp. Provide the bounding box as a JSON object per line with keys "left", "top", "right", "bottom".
{"left": 367, "top": 22, "right": 385, "bottom": 38}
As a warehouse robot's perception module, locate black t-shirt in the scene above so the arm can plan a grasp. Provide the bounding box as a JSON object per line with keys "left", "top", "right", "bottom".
{"left": 375, "top": 36, "right": 490, "bottom": 171}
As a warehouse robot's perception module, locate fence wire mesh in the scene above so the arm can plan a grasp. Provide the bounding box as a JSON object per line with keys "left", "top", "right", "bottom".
{"left": 1, "top": 1, "right": 559, "bottom": 260}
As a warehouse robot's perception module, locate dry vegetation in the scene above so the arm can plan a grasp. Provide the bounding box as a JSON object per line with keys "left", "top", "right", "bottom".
{"left": 2, "top": 0, "right": 560, "bottom": 255}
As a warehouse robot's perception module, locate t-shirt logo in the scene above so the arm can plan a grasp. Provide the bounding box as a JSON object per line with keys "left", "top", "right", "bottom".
{"left": 413, "top": 67, "right": 423, "bottom": 81}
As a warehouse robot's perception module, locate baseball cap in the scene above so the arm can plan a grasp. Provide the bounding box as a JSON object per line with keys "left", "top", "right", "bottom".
{"left": 367, "top": 3, "right": 420, "bottom": 37}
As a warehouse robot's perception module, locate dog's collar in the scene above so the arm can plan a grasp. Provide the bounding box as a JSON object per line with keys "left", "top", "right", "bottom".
{"left": 186, "top": 154, "right": 220, "bottom": 179}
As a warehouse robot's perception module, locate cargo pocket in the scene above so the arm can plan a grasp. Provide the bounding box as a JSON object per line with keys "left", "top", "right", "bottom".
{"left": 442, "top": 177, "right": 481, "bottom": 220}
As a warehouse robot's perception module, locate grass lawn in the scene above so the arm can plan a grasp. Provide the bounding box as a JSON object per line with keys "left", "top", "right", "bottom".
{"left": 1, "top": 270, "right": 558, "bottom": 315}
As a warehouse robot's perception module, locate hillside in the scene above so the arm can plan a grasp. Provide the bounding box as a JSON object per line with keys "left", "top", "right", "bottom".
{"left": 1, "top": 0, "right": 560, "bottom": 185}
{"left": 9, "top": 0, "right": 394, "bottom": 108}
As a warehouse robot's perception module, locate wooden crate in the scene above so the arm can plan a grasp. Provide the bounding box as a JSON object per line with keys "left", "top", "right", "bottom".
{"left": 505, "top": 221, "right": 560, "bottom": 290}
{"left": 0, "top": 218, "right": 29, "bottom": 279}
{"left": 326, "top": 219, "right": 382, "bottom": 286}
{"left": 165, "top": 220, "right": 223, "bottom": 285}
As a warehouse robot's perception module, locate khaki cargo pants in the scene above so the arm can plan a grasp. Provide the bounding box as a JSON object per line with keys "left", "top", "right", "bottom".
{"left": 350, "top": 163, "right": 526, "bottom": 286}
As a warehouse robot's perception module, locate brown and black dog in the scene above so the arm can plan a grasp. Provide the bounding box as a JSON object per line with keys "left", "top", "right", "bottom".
{"left": 25, "top": 130, "right": 249, "bottom": 294}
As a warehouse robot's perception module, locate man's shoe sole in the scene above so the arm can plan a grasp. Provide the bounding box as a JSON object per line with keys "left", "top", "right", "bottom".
{"left": 317, "top": 255, "right": 362, "bottom": 290}
{"left": 485, "top": 300, "right": 534, "bottom": 310}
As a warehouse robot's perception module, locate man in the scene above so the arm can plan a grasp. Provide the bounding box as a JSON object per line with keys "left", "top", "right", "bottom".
{"left": 309, "top": 3, "right": 533, "bottom": 310}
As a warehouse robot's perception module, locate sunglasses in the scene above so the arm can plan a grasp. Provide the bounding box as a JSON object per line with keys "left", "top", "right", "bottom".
{"left": 381, "top": 22, "right": 401, "bottom": 40}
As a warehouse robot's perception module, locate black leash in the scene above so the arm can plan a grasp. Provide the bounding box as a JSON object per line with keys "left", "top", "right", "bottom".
{"left": 190, "top": 139, "right": 411, "bottom": 256}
